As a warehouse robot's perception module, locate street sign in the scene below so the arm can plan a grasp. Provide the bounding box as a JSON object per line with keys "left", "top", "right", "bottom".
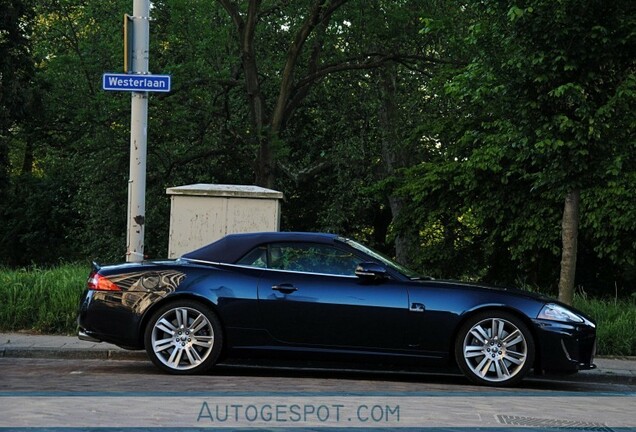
{"left": 102, "top": 73, "right": 171, "bottom": 92}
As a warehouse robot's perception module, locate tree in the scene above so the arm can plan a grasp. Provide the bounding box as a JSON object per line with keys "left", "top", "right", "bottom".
{"left": 417, "top": 0, "right": 636, "bottom": 300}
{"left": 216, "top": 0, "right": 438, "bottom": 188}
{"left": 0, "top": 0, "right": 35, "bottom": 192}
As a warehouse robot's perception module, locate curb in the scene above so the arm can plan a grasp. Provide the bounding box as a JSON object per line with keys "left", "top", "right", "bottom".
{"left": 1, "top": 347, "right": 147, "bottom": 361}
{"left": 560, "top": 371, "right": 636, "bottom": 385}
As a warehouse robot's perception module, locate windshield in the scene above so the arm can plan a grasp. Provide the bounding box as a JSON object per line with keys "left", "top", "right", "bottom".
{"left": 339, "top": 237, "right": 426, "bottom": 280}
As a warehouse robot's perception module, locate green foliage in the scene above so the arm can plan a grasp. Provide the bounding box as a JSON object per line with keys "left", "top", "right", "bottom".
{"left": 1, "top": 0, "right": 36, "bottom": 194}
{"left": 0, "top": 264, "right": 88, "bottom": 333}
{"left": 0, "top": 173, "right": 80, "bottom": 266}
{"left": 573, "top": 295, "right": 636, "bottom": 356}
{"left": 401, "top": 0, "right": 636, "bottom": 290}
{"left": 0, "top": 0, "right": 635, "bottom": 299}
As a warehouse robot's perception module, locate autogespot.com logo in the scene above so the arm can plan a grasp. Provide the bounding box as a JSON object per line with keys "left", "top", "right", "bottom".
{"left": 197, "top": 401, "right": 401, "bottom": 425}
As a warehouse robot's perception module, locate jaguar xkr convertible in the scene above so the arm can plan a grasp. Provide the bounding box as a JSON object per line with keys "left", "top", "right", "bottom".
{"left": 78, "top": 232, "right": 596, "bottom": 386}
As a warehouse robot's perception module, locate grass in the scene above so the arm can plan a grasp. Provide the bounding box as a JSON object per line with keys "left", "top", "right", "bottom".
{"left": 0, "top": 264, "right": 88, "bottom": 334}
{"left": 573, "top": 295, "right": 636, "bottom": 356}
{"left": 0, "top": 264, "right": 634, "bottom": 355}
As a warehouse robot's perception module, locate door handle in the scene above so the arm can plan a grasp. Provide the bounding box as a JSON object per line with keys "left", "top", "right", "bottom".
{"left": 272, "top": 283, "right": 298, "bottom": 293}
{"left": 410, "top": 302, "right": 425, "bottom": 312}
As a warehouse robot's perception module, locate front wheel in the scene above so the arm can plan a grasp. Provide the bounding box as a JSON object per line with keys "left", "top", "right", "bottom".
{"left": 144, "top": 300, "right": 223, "bottom": 374}
{"left": 455, "top": 311, "right": 534, "bottom": 386}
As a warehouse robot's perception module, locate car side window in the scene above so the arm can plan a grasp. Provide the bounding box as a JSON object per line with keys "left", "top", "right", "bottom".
{"left": 236, "top": 246, "right": 268, "bottom": 268}
{"left": 237, "top": 243, "right": 360, "bottom": 276}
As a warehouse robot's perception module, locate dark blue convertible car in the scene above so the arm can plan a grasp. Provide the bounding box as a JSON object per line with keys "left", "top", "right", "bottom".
{"left": 78, "top": 232, "right": 596, "bottom": 386}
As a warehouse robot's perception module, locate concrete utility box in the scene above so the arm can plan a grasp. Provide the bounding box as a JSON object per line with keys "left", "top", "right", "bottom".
{"left": 166, "top": 184, "right": 284, "bottom": 258}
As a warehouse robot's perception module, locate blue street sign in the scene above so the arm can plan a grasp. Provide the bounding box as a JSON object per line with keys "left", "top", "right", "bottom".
{"left": 102, "top": 73, "right": 171, "bottom": 92}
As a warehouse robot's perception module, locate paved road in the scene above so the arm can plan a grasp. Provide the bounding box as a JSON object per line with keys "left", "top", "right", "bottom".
{"left": 1, "top": 357, "right": 635, "bottom": 393}
{"left": 1, "top": 357, "right": 635, "bottom": 430}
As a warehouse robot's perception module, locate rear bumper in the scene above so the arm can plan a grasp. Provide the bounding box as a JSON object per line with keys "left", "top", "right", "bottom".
{"left": 78, "top": 329, "right": 102, "bottom": 343}
{"left": 77, "top": 289, "right": 144, "bottom": 349}
{"left": 532, "top": 319, "right": 596, "bottom": 373}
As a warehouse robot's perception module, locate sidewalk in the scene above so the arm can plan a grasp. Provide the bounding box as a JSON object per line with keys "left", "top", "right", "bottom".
{"left": 0, "top": 332, "right": 146, "bottom": 361}
{"left": 1, "top": 332, "right": 635, "bottom": 383}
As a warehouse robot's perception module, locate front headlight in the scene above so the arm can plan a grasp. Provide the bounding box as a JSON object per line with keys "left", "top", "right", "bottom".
{"left": 537, "top": 303, "right": 584, "bottom": 323}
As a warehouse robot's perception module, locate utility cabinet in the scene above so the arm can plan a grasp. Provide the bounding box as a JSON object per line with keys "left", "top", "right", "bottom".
{"left": 166, "top": 184, "right": 283, "bottom": 258}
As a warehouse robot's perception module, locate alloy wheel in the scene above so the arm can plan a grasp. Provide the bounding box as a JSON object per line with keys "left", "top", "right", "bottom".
{"left": 458, "top": 314, "right": 533, "bottom": 385}
{"left": 463, "top": 318, "right": 528, "bottom": 382}
{"left": 150, "top": 306, "right": 215, "bottom": 371}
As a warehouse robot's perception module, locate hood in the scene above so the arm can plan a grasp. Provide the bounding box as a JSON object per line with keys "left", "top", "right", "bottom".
{"left": 424, "top": 278, "right": 554, "bottom": 302}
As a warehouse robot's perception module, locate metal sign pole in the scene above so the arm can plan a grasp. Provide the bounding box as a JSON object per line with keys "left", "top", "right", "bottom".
{"left": 126, "top": 0, "right": 150, "bottom": 262}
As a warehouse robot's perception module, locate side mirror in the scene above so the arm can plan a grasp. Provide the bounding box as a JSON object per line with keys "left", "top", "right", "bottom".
{"left": 355, "top": 262, "right": 388, "bottom": 281}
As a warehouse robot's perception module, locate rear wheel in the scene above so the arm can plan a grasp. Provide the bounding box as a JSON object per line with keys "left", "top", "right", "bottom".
{"left": 144, "top": 300, "right": 222, "bottom": 374}
{"left": 455, "top": 311, "right": 534, "bottom": 386}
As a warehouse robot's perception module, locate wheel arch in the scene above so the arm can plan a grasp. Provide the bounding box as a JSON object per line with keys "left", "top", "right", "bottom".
{"left": 449, "top": 305, "right": 540, "bottom": 368}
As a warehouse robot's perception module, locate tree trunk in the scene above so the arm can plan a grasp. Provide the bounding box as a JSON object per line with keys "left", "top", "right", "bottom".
{"left": 558, "top": 189, "right": 580, "bottom": 305}
{"left": 218, "top": 0, "right": 271, "bottom": 187}
{"left": 241, "top": 1, "right": 272, "bottom": 188}
{"left": 0, "top": 137, "right": 9, "bottom": 198}
{"left": 378, "top": 65, "right": 417, "bottom": 266}
{"left": 21, "top": 140, "right": 33, "bottom": 175}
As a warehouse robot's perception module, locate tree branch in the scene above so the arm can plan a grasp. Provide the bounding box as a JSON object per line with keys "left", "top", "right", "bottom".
{"left": 271, "top": 0, "right": 349, "bottom": 133}
{"left": 287, "top": 54, "right": 395, "bottom": 110}
{"left": 278, "top": 160, "right": 331, "bottom": 185}
{"left": 258, "top": 0, "right": 291, "bottom": 19}
{"left": 217, "top": 0, "right": 244, "bottom": 30}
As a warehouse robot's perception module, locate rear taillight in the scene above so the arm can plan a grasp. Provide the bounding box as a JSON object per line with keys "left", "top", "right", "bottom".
{"left": 87, "top": 272, "right": 121, "bottom": 291}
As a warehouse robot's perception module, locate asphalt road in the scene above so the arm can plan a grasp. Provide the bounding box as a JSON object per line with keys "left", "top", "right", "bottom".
{"left": 1, "top": 356, "right": 635, "bottom": 393}
{"left": 1, "top": 357, "right": 635, "bottom": 429}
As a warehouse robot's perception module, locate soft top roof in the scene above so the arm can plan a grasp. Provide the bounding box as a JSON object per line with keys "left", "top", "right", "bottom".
{"left": 181, "top": 232, "right": 339, "bottom": 264}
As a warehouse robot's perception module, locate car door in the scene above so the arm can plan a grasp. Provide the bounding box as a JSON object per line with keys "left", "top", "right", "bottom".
{"left": 246, "top": 242, "right": 414, "bottom": 350}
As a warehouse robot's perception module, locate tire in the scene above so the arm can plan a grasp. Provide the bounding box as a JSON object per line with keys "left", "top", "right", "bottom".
{"left": 144, "top": 299, "right": 223, "bottom": 374}
{"left": 454, "top": 311, "right": 534, "bottom": 387}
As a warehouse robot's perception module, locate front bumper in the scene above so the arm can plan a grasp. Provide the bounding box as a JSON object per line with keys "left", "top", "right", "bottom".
{"left": 533, "top": 318, "right": 596, "bottom": 373}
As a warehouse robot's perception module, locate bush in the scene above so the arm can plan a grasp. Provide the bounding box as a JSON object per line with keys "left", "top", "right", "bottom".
{"left": 0, "top": 174, "right": 81, "bottom": 267}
